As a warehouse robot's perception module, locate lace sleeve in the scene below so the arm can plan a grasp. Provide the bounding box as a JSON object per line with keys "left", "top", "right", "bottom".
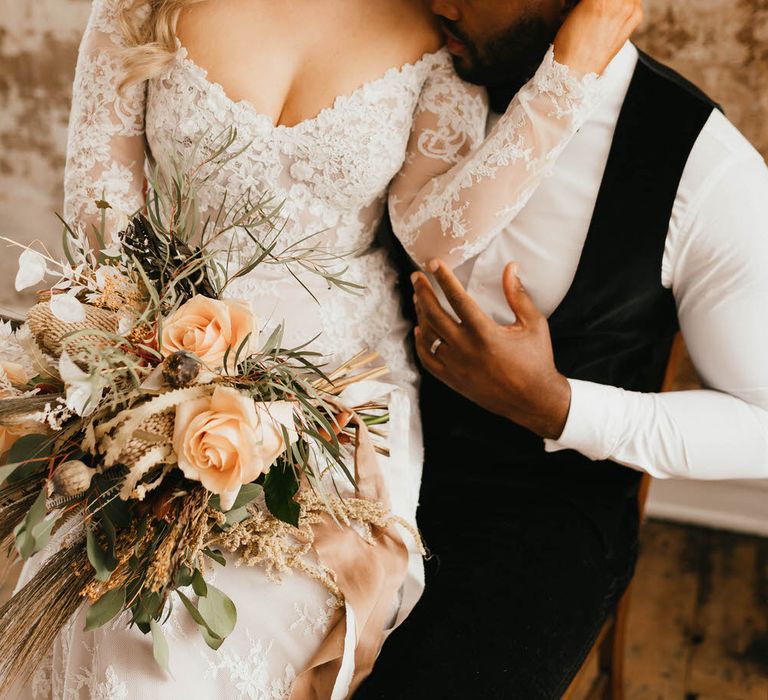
{"left": 63, "top": 0, "right": 147, "bottom": 239}
{"left": 389, "top": 47, "right": 603, "bottom": 269}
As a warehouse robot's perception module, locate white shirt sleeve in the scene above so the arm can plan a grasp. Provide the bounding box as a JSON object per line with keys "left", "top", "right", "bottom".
{"left": 545, "top": 141, "right": 768, "bottom": 480}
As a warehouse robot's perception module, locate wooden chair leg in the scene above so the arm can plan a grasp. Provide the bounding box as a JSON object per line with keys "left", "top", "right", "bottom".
{"left": 606, "top": 585, "right": 633, "bottom": 700}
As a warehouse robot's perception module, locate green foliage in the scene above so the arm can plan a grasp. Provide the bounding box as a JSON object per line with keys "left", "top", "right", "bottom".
{"left": 177, "top": 583, "right": 237, "bottom": 652}
{"left": 209, "top": 482, "right": 264, "bottom": 525}
{"left": 131, "top": 591, "right": 163, "bottom": 630}
{"left": 174, "top": 565, "right": 195, "bottom": 589}
{"left": 13, "top": 489, "right": 58, "bottom": 559}
{"left": 2, "top": 434, "right": 52, "bottom": 484}
{"left": 209, "top": 482, "right": 262, "bottom": 513}
{"left": 84, "top": 587, "right": 126, "bottom": 632}
{"left": 191, "top": 569, "right": 208, "bottom": 597}
{"left": 264, "top": 462, "right": 300, "bottom": 527}
{"left": 150, "top": 618, "right": 171, "bottom": 675}
{"left": 197, "top": 585, "right": 237, "bottom": 643}
{"left": 86, "top": 525, "right": 118, "bottom": 582}
{"left": 203, "top": 548, "right": 226, "bottom": 566}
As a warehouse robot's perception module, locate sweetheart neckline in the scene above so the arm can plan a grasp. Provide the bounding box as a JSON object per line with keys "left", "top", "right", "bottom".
{"left": 173, "top": 39, "right": 447, "bottom": 132}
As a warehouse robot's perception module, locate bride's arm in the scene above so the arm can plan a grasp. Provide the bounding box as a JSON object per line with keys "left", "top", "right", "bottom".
{"left": 389, "top": 0, "right": 642, "bottom": 270}
{"left": 64, "top": 0, "right": 148, "bottom": 244}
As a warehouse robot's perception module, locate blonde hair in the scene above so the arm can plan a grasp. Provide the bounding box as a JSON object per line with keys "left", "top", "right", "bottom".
{"left": 116, "top": 0, "right": 205, "bottom": 92}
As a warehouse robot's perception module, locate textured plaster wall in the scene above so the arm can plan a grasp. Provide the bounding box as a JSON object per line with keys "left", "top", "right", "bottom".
{"left": 0, "top": 0, "right": 766, "bottom": 309}
{"left": 0, "top": 0, "right": 90, "bottom": 310}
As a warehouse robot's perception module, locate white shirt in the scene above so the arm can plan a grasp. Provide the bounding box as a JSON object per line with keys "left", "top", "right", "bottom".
{"left": 458, "top": 42, "right": 768, "bottom": 481}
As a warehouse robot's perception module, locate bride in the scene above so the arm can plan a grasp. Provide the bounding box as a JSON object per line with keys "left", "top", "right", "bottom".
{"left": 14, "top": 0, "right": 638, "bottom": 697}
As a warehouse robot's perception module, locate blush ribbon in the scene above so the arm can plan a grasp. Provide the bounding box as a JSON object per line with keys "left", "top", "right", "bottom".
{"left": 289, "top": 408, "right": 409, "bottom": 699}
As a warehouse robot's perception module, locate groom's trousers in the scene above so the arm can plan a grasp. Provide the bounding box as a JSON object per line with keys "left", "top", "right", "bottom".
{"left": 355, "top": 437, "right": 641, "bottom": 700}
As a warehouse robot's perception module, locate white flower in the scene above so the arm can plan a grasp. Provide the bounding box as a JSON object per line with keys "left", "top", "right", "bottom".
{"left": 50, "top": 294, "right": 86, "bottom": 323}
{"left": 15, "top": 249, "right": 47, "bottom": 291}
{"left": 117, "top": 313, "right": 136, "bottom": 336}
{"left": 58, "top": 351, "right": 96, "bottom": 416}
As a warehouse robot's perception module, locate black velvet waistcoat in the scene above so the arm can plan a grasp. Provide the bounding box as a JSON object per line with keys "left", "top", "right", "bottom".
{"left": 415, "top": 50, "right": 720, "bottom": 534}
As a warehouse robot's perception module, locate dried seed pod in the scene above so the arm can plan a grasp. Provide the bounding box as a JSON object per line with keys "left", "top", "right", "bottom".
{"left": 161, "top": 351, "right": 201, "bottom": 389}
{"left": 51, "top": 459, "right": 94, "bottom": 498}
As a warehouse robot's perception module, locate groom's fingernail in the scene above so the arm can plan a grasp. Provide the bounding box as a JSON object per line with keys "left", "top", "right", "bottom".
{"left": 410, "top": 272, "right": 419, "bottom": 284}
{"left": 428, "top": 259, "right": 440, "bottom": 273}
{"left": 509, "top": 262, "right": 519, "bottom": 277}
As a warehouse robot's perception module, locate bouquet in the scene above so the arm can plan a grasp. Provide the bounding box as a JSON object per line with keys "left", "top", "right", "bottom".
{"left": 0, "top": 129, "right": 414, "bottom": 691}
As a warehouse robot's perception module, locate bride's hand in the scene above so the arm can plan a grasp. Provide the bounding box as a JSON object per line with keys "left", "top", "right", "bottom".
{"left": 553, "top": 0, "right": 643, "bottom": 76}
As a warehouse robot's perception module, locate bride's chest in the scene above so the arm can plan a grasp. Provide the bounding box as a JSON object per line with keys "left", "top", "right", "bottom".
{"left": 144, "top": 52, "right": 432, "bottom": 208}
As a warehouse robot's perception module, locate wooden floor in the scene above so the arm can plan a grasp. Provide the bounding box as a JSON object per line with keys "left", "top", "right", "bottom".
{"left": 2, "top": 520, "right": 767, "bottom": 698}
{"left": 570, "top": 520, "right": 768, "bottom": 700}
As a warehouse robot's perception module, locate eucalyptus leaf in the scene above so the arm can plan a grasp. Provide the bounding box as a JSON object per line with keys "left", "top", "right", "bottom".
{"left": 191, "top": 569, "right": 208, "bottom": 597}
{"left": 0, "top": 462, "right": 19, "bottom": 485}
{"left": 223, "top": 506, "right": 250, "bottom": 527}
{"left": 203, "top": 548, "right": 226, "bottom": 566}
{"left": 177, "top": 590, "right": 208, "bottom": 628}
{"left": 177, "top": 590, "right": 224, "bottom": 651}
{"left": 150, "top": 618, "right": 171, "bottom": 675}
{"left": 209, "top": 482, "right": 262, "bottom": 513}
{"left": 174, "top": 565, "right": 194, "bottom": 588}
{"left": 14, "top": 489, "right": 52, "bottom": 559}
{"left": 29, "top": 515, "right": 56, "bottom": 552}
{"left": 15, "top": 530, "right": 35, "bottom": 560}
{"left": 3, "top": 434, "right": 52, "bottom": 483}
{"left": 199, "top": 626, "right": 225, "bottom": 651}
{"left": 84, "top": 587, "right": 126, "bottom": 632}
{"left": 87, "top": 528, "right": 117, "bottom": 582}
{"left": 25, "top": 488, "right": 47, "bottom": 528}
{"left": 197, "top": 585, "right": 237, "bottom": 640}
{"left": 132, "top": 592, "right": 162, "bottom": 626}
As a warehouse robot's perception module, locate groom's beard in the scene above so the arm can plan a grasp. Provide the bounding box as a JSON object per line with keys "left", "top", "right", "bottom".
{"left": 441, "top": 15, "right": 563, "bottom": 114}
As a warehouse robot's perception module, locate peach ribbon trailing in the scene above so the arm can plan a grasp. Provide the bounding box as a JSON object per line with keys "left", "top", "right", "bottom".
{"left": 289, "top": 411, "right": 409, "bottom": 699}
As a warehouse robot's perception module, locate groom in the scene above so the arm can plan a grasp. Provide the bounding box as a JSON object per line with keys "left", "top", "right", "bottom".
{"left": 360, "top": 0, "right": 768, "bottom": 697}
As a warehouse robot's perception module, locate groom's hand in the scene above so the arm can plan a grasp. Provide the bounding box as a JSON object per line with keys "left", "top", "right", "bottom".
{"left": 412, "top": 260, "right": 572, "bottom": 440}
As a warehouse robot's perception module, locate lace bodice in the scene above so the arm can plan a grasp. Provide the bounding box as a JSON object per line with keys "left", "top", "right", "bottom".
{"left": 65, "top": 0, "right": 604, "bottom": 282}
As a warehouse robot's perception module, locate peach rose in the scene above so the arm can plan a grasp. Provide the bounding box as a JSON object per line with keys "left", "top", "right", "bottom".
{"left": 0, "top": 361, "right": 30, "bottom": 389}
{"left": 161, "top": 296, "right": 258, "bottom": 370}
{"left": 173, "top": 386, "right": 297, "bottom": 510}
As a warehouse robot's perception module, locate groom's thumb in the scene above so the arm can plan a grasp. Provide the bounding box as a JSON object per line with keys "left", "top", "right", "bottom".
{"left": 503, "top": 263, "right": 539, "bottom": 327}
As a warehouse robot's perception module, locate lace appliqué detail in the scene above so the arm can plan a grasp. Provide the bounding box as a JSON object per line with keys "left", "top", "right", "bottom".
{"left": 61, "top": 667, "right": 129, "bottom": 700}
{"left": 290, "top": 598, "right": 336, "bottom": 638}
{"left": 201, "top": 632, "right": 297, "bottom": 700}
{"left": 63, "top": 0, "right": 146, "bottom": 236}
{"left": 389, "top": 45, "right": 604, "bottom": 268}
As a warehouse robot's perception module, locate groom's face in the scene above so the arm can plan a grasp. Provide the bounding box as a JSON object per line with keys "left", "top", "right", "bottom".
{"left": 430, "top": 0, "right": 572, "bottom": 105}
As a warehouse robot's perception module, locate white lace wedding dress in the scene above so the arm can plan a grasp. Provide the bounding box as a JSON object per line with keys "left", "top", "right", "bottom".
{"left": 14, "top": 1, "right": 602, "bottom": 698}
